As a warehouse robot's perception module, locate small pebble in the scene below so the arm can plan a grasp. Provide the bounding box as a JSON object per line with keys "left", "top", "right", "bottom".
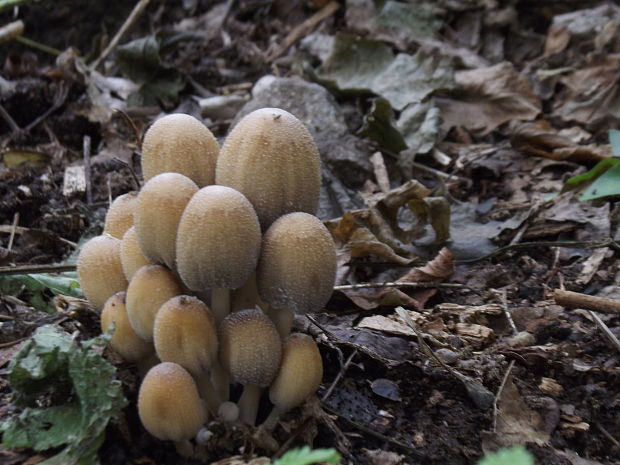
{"left": 508, "top": 331, "right": 536, "bottom": 347}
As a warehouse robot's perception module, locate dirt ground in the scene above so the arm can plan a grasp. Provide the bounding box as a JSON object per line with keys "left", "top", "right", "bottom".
{"left": 1, "top": 1, "right": 619, "bottom": 464}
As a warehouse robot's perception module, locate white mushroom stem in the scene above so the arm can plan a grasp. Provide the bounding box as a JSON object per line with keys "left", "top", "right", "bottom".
{"left": 263, "top": 305, "right": 294, "bottom": 341}
{"left": 210, "top": 359, "right": 229, "bottom": 402}
{"left": 194, "top": 372, "right": 222, "bottom": 416}
{"left": 174, "top": 439, "right": 195, "bottom": 458}
{"left": 261, "top": 405, "right": 286, "bottom": 431}
{"left": 237, "top": 384, "right": 263, "bottom": 426}
{"left": 211, "top": 288, "right": 230, "bottom": 325}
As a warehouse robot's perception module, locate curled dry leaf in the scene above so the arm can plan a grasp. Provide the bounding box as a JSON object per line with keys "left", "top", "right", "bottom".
{"left": 437, "top": 62, "right": 541, "bottom": 136}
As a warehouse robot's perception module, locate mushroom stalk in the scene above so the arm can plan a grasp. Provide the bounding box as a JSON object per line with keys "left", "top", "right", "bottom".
{"left": 261, "top": 405, "right": 286, "bottom": 431}
{"left": 174, "top": 439, "right": 195, "bottom": 458}
{"left": 211, "top": 359, "right": 229, "bottom": 403}
{"left": 237, "top": 384, "right": 263, "bottom": 426}
{"left": 194, "top": 372, "right": 222, "bottom": 416}
{"left": 263, "top": 305, "right": 294, "bottom": 341}
{"left": 211, "top": 288, "right": 230, "bottom": 325}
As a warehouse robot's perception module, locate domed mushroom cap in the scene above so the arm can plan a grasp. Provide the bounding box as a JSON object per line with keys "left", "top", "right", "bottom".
{"left": 104, "top": 192, "right": 138, "bottom": 239}
{"left": 219, "top": 308, "right": 282, "bottom": 387}
{"left": 269, "top": 333, "right": 323, "bottom": 411}
{"left": 134, "top": 173, "right": 199, "bottom": 270}
{"left": 176, "top": 185, "right": 261, "bottom": 291}
{"left": 141, "top": 113, "right": 219, "bottom": 187}
{"left": 126, "top": 264, "right": 183, "bottom": 342}
{"left": 77, "top": 235, "right": 127, "bottom": 309}
{"left": 215, "top": 108, "right": 321, "bottom": 230}
{"left": 153, "top": 295, "right": 218, "bottom": 376}
{"left": 101, "top": 291, "right": 152, "bottom": 363}
{"left": 120, "top": 227, "right": 153, "bottom": 281}
{"left": 257, "top": 212, "right": 337, "bottom": 314}
{"left": 138, "top": 362, "right": 207, "bottom": 442}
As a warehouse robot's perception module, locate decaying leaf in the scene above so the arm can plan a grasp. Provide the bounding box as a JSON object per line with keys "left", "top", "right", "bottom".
{"left": 437, "top": 62, "right": 541, "bottom": 136}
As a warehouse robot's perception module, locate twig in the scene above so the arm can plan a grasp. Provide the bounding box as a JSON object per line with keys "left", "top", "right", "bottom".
{"left": 0, "top": 0, "right": 33, "bottom": 14}
{"left": 24, "top": 81, "right": 69, "bottom": 132}
{"left": 266, "top": 1, "right": 340, "bottom": 62}
{"left": 595, "top": 422, "right": 620, "bottom": 449}
{"left": 0, "top": 337, "right": 28, "bottom": 348}
{"left": 0, "top": 264, "right": 76, "bottom": 276}
{"left": 15, "top": 35, "right": 62, "bottom": 56}
{"left": 7, "top": 213, "right": 19, "bottom": 252}
{"left": 0, "top": 20, "right": 23, "bottom": 44}
{"left": 83, "top": 135, "right": 92, "bottom": 205}
{"left": 112, "top": 157, "right": 141, "bottom": 190}
{"left": 494, "top": 288, "right": 517, "bottom": 334}
{"left": 493, "top": 360, "right": 515, "bottom": 433}
{"left": 554, "top": 289, "right": 620, "bottom": 316}
{"left": 334, "top": 281, "right": 466, "bottom": 291}
{"left": 113, "top": 109, "right": 142, "bottom": 149}
{"left": 0, "top": 102, "right": 21, "bottom": 133}
{"left": 588, "top": 311, "right": 620, "bottom": 354}
{"left": 321, "top": 349, "right": 357, "bottom": 402}
{"left": 0, "top": 225, "right": 77, "bottom": 248}
{"left": 90, "top": 0, "right": 152, "bottom": 71}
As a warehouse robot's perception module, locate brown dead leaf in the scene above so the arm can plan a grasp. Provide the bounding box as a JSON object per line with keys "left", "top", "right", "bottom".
{"left": 455, "top": 323, "right": 495, "bottom": 349}
{"left": 363, "top": 449, "right": 409, "bottom": 465}
{"left": 544, "top": 25, "right": 570, "bottom": 55}
{"left": 437, "top": 62, "right": 541, "bottom": 136}
{"left": 399, "top": 247, "right": 454, "bottom": 282}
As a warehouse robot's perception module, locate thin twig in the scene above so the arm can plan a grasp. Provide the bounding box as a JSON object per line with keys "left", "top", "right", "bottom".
{"left": 494, "top": 288, "right": 517, "bottom": 334}
{"left": 0, "top": 102, "right": 21, "bottom": 133}
{"left": 15, "top": 36, "right": 62, "bottom": 56}
{"left": 588, "top": 311, "right": 620, "bottom": 354}
{"left": 321, "top": 349, "right": 357, "bottom": 402}
{"left": 0, "top": 225, "right": 77, "bottom": 248}
{"left": 83, "top": 135, "right": 92, "bottom": 205}
{"left": 0, "top": 264, "right": 77, "bottom": 276}
{"left": 595, "top": 422, "right": 620, "bottom": 449}
{"left": 334, "top": 281, "right": 466, "bottom": 291}
{"left": 554, "top": 289, "right": 620, "bottom": 316}
{"left": 493, "top": 360, "right": 515, "bottom": 433}
{"left": 7, "top": 213, "right": 19, "bottom": 252}
{"left": 0, "top": 337, "right": 28, "bottom": 348}
{"left": 90, "top": 0, "right": 153, "bottom": 70}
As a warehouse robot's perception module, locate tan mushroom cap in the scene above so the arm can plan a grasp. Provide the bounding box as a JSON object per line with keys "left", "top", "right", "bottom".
{"left": 103, "top": 192, "right": 138, "bottom": 239}
{"left": 138, "top": 362, "right": 207, "bottom": 442}
{"left": 126, "top": 265, "right": 183, "bottom": 342}
{"left": 176, "top": 185, "right": 261, "bottom": 291}
{"left": 257, "top": 212, "right": 337, "bottom": 314}
{"left": 134, "top": 173, "right": 199, "bottom": 270}
{"left": 141, "top": 113, "right": 219, "bottom": 187}
{"left": 269, "top": 333, "right": 323, "bottom": 411}
{"left": 77, "top": 235, "right": 127, "bottom": 309}
{"left": 219, "top": 308, "right": 282, "bottom": 387}
{"left": 215, "top": 107, "right": 321, "bottom": 230}
{"left": 153, "top": 295, "right": 218, "bottom": 376}
{"left": 101, "top": 291, "right": 152, "bottom": 363}
{"left": 120, "top": 227, "right": 152, "bottom": 281}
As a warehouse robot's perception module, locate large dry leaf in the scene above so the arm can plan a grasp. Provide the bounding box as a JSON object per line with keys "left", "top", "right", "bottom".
{"left": 437, "top": 62, "right": 541, "bottom": 136}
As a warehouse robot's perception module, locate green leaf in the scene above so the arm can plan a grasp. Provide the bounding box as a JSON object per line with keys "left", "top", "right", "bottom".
{"left": 580, "top": 160, "right": 620, "bottom": 200}
{"left": 477, "top": 446, "right": 534, "bottom": 465}
{"left": 609, "top": 129, "right": 620, "bottom": 156}
{"left": 1, "top": 325, "right": 127, "bottom": 465}
{"left": 272, "top": 446, "right": 341, "bottom": 465}
{"left": 317, "top": 34, "right": 454, "bottom": 111}
{"left": 0, "top": 273, "right": 82, "bottom": 313}
{"left": 358, "top": 98, "right": 407, "bottom": 153}
{"left": 563, "top": 157, "right": 620, "bottom": 192}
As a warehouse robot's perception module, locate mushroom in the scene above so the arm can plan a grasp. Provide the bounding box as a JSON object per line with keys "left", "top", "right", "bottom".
{"left": 77, "top": 234, "right": 127, "bottom": 309}
{"left": 101, "top": 291, "right": 155, "bottom": 374}
{"left": 141, "top": 113, "right": 219, "bottom": 187}
{"left": 257, "top": 212, "right": 337, "bottom": 339}
{"left": 153, "top": 295, "right": 222, "bottom": 414}
{"left": 134, "top": 172, "right": 198, "bottom": 270}
{"left": 215, "top": 108, "right": 321, "bottom": 230}
{"left": 103, "top": 192, "right": 138, "bottom": 239}
{"left": 138, "top": 362, "right": 207, "bottom": 457}
{"left": 120, "top": 226, "right": 153, "bottom": 281}
{"left": 125, "top": 264, "right": 183, "bottom": 342}
{"left": 262, "top": 333, "right": 323, "bottom": 430}
{"left": 176, "top": 185, "right": 261, "bottom": 324}
{"left": 219, "top": 308, "right": 282, "bottom": 425}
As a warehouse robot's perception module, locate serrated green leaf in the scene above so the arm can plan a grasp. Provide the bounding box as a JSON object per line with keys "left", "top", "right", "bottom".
{"left": 359, "top": 98, "right": 407, "bottom": 152}
{"left": 580, "top": 160, "right": 620, "bottom": 200}
{"left": 1, "top": 325, "right": 127, "bottom": 465}
{"left": 477, "top": 446, "right": 534, "bottom": 465}
{"left": 273, "top": 446, "right": 341, "bottom": 465}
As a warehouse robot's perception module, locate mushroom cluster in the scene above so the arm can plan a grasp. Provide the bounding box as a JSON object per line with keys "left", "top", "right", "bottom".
{"left": 77, "top": 110, "right": 336, "bottom": 456}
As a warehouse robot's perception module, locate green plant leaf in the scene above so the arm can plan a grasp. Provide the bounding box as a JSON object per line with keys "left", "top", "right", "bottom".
{"left": 272, "top": 447, "right": 341, "bottom": 465}
{"left": 1, "top": 325, "right": 127, "bottom": 465}
{"left": 358, "top": 98, "right": 407, "bottom": 153}
{"left": 563, "top": 157, "right": 620, "bottom": 192}
{"left": 609, "top": 129, "right": 620, "bottom": 156}
{"left": 477, "top": 446, "right": 534, "bottom": 465}
{"left": 580, "top": 160, "right": 620, "bottom": 200}
{"left": 0, "top": 273, "right": 82, "bottom": 313}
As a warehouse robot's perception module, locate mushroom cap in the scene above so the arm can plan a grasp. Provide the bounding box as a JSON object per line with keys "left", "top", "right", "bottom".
{"left": 126, "top": 264, "right": 183, "bottom": 342}
{"left": 103, "top": 192, "right": 138, "bottom": 239}
{"left": 215, "top": 108, "right": 321, "bottom": 230}
{"left": 257, "top": 212, "right": 337, "bottom": 314}
{"left": 176, "top": 185, "right": 261, "bottom": 291}
{"left": 120, "top": 226, "right": 153, "bottom": 281}
{"left": 138, "top": 362, "right": 207, "bottom": 442}
{"left": 77, "top": 235, "right": 127, "bottom": 309}
{"left": 101, "top": 291, "right": 153, "bottom": 362}
{"left": 134, "top": 173, "right": 199, "bottom": 270}
{"left": 269, "top": 333, "right": 323, "bottom": 411}
{"left": 219, "top": 308, "right": 282, "bottom": 387}
{"left": 153, "top": 295, "right": 218, "bottom": 376}
{"left": 141, "top": 113, "right": 219, "bottom": 187}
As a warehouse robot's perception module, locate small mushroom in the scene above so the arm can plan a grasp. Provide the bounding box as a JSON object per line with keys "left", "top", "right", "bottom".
{"left": 77, "top": 235, "right": 127, "bottom": 309}
{"left": 120, "top": 226, "right": 153, "bottom": 281}
{"left": 134, "top": 172, "right": 198, "bottom": 270}
{"left": 138, "top": 362, "right": 207, "bottom": 457}
{"left": 257, "top": 212, "right": 337, "bottom": 339}
{"left": 262, "top": 333, "right": 323, "bottom": 430}
{"left": 126, "top": 264, "right": 183, "bottom": 342}
{"left": 153, "top": 295, "right": 222, "bottom": 414}
{"left": 219, "top": 308, "right": 282, "bottom": 425}
{"left": 141, "top": 113, "right": 219, "bottom": 187}
{"left": 103, "top": 192, "right": 138, "bottom": 239}
{"left": 215, "top": 108, "right": 321, "bottom": 230}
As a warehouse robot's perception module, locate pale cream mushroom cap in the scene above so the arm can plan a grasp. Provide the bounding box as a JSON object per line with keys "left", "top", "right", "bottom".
{"left": 103, "top": 192, "right": 138, "bottom": 239}
{"left": 141, "top": 113, "right": 219, "bottom": 187}
{"left": 120, "top": 227, "right": 152, "bottom": 281}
